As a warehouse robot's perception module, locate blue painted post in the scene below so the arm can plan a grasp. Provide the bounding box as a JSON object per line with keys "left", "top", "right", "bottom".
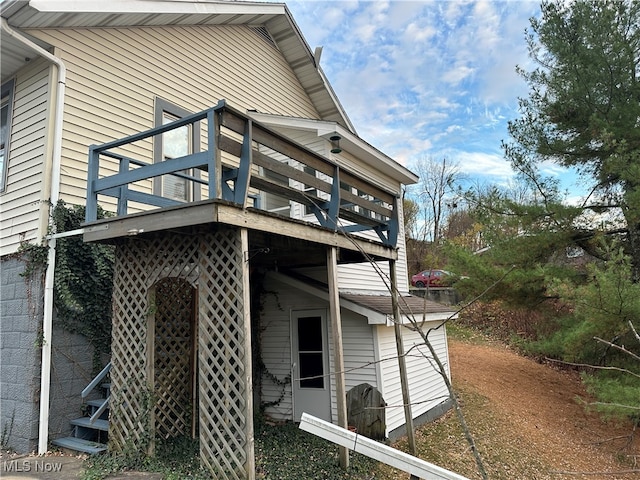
{"left": 327, "top": 165, "right": 341, "bottom": 231}
{"left": 207, "top": 108, "right": 219, "bottom": 200}
{"left": 387, "top": 196, "right": 400, "bottom": 247}
{"left": 234, "top": 119, "right": 253, "bottom": 207}
{"left": 117, "top": 156, "right": 129, "bottom": 216}
{"left": 86, "top": 145, "right": 99, "bottom": 223}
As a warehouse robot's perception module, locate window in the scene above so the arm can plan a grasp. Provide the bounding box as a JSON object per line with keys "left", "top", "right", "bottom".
{"left": 0, "top": 80, "right": 15, "bottom": 193}
{"left": 296, "top": 316, "right": 325, "bottom": 389}
{"left": 153, "top": 98, "right": 200, "bottom": 202}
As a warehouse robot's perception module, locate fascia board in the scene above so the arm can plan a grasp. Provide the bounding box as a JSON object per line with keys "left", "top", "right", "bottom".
{"left": 384, "top": 313, "right": 457, "bottom": 327}
{"left": 28, "top": 0, "right": 286, "bottom": 15}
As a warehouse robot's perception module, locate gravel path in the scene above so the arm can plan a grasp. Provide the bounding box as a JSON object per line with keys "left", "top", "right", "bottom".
{"left": 449, "top": 339, "right": 639, "bottom": 479}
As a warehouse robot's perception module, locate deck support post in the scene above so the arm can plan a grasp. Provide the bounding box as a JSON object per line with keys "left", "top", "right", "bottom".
{"left": 389, "top": 259, "right": 417, "bottom": 454}
{"left": 327, "top": 246, "right": 349, "bottom": 469}
{"left": 240, "top": 228, "right": 256, "bottom": 476}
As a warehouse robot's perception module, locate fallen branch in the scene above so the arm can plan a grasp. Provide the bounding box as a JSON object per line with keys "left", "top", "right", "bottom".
{"left": 588, "top": 401, "right": 640, "bottom": 411}
{"left": 544, "top": 357, "right": 640, "bottom": 380}
{"left": 588, "top": 434, "right": 634, "bottom": 446}
{"left": 550, "top": 469, "right": 640, "bottom": 476}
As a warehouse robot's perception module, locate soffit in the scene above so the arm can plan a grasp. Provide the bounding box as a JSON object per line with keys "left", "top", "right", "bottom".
{"left": 248, "top": 112, "right": 419, "bottom": 185}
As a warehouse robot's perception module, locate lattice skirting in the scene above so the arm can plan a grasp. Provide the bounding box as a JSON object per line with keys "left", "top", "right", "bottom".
{"left": 109, "top": 227, "right": 254, "bottom": 480}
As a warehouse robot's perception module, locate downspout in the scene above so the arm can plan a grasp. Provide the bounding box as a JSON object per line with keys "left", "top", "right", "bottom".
{"left": 0, "top": 18, "right": 66, "bottom": 455}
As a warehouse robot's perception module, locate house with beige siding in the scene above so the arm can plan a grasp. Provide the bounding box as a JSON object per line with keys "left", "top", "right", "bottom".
{"left": 0, "top": 1, "right": 454, "bottom": 477}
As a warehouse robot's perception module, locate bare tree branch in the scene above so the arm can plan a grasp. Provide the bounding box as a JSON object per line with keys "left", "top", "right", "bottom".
{"left": 544, "top": 357, "right": 640, "bottom": 380}
{"left": 594, "top": 337, "right": 640, "bottom": 362}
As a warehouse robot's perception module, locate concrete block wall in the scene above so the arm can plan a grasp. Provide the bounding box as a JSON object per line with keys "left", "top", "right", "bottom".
{"left": 48, "top": 326, "right": 96, "bottom": 438}
{"left": 0, "top": 257, "right": 43, "bottom": 453}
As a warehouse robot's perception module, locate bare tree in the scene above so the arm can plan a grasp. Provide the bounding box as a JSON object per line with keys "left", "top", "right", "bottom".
{"left": 412, "top": 156, "right": 462, "bottom": 245}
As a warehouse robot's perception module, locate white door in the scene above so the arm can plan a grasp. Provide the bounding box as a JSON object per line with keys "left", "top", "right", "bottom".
{"left": 292, "top": 310, "right": 331, "bottom": 422}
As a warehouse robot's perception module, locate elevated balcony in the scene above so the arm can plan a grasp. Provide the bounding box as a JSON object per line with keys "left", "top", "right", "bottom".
{"left": 83, "top": 100, "right": 400, "bottom": 263}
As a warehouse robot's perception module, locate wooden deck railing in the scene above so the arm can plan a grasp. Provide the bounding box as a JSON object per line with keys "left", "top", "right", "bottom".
{"left": 85, "top": 100, "right": 399, "bottom": 247}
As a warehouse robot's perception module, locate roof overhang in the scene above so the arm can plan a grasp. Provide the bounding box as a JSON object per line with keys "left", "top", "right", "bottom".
{"left": 269, "top": 272, "right": 456, "bottom": 325}
{"left": 0, "top": 0, "right": 354, "bottom": 129}
{"left": 248, "top": 112, "right": 419, "bottom": 186}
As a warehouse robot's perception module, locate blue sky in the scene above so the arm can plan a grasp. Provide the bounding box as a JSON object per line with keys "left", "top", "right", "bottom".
{"left": 277, "top": 0, "right": 582, "bottom": 200}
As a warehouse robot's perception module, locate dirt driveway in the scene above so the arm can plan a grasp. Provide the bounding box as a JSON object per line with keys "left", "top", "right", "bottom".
{"left": 449, "top": 339, "right": 639, "bottom": 479}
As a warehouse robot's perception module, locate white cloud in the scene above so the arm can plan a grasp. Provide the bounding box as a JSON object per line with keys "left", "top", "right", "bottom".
{"left": 443, "top": 64, "right": 476, "bottom": 85}
{"left": 453, "top": 150, "right": 515, "bottom": 179}
{"left": 278, "top": 1, "right": 586, "bottom": 197}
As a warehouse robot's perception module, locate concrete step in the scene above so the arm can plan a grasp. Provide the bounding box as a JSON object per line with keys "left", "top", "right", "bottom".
{"left": 52, "top": 436, "right": 107, "bottom": 454}
{"left": 71, "top": 417, "right": 109, "bottom": 432}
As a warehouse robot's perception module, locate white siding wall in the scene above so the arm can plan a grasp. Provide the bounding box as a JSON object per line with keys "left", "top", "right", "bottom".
{"left": 375, "top": 323, "right": 450, "bottom": 436}
{"left": 259, "top": 276, "right": 378, "bottom": 423}
{"left": 0, "top": 59, "right": 51, "bottom": 256}
{"left": 327, "top": 309, "right": 378, "bottom": 425}
{"left": 296, "top": 245, "right": 410, "bottom": 296}
{"left": 26, "top": 25, "right": 320, "bottom": 210}
{"left": 259, "top": 278, "right": 326, "bottom": 421}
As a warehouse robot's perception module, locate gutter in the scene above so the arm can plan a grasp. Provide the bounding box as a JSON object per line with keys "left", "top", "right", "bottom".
{"left": 0, "top": 18, "right": 67, "bottom": 455}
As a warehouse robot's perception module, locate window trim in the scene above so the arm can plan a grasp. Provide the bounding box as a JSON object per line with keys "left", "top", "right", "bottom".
{"left": 1, "top": 79, "right": 16, "bottom": 193}
{"left": 153, "top": 98, "right": 201, "bottom": 200}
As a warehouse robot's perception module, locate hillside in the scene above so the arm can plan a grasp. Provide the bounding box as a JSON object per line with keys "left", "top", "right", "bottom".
{"left": 379, "top": 333, "right": 639, "bottom": 479}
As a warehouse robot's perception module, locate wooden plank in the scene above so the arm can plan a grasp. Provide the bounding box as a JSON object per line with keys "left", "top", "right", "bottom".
{"left": 83, "top": 200, "right": 398, "bottom": 259}
{"left": 299, "top": 413, "right": 469, "bottom": 480}
{"left": 218, "top": 132, "right": 393, "bottom": 217}
{"left": 339, "top": 189, "right": 393, "bottom": 218}
{"left": 339, "top": 170, "right": 395, "bottom": 205}
{"left": 216, "top": 205, "right": 397, "bottom": 260}
{"left": 146, "top": 285, "right": 157, "bottom": 455}
{"left": 83, "top": 202, "right": 219, "bottom": 242}
{"left": 221, "top": 109, "right": 335, "bottom": 176}
{"left": 327, "top": 246, "right": 349, "bottom": 469}
{"left": 218, "top": 136, "right": 392, "bottom": 222}
{"left": 241, "top": 228, "right": 256, "bottom": 478}
{"left": 248, "top": 175, "right": 318, "bottom": 207}
{"left": 92, "top": 151, "right": 210, "bottom": 193}
{"left": 390, "top": 259, "right": 417, "bottom": 455}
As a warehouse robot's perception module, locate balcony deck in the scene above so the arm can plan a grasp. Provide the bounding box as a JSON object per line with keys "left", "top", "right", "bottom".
{"left": 83, "top": 100, "right": 399, "bottom": 263}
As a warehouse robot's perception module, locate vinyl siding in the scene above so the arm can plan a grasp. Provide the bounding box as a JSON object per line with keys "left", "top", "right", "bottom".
{"left": 259, "top": 276, "right": 378, "bottom": 424}
{"left": 375, "top": 323, "right": 450, "bottom": 436}
{"left": 259, "top": 278, "right": 326, "bottom": 421}
{"left": 26, "top": 24, "right": 320, "bottom": 208}
{"left": 327, "top": 309, "right": 378, "bottom": 425}
{"left": 337, "top": 212, "right": 411, "bottom": 293}
{"left": 0, "top": 59, "right": 51, "bottom": 256}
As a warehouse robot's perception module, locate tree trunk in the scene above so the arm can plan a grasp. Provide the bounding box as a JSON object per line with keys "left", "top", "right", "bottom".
{"left": 627, "top": 221, "right": 640, "bottom": 283}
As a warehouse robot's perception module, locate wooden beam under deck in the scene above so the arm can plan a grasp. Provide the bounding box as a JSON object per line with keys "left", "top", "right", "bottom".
{"left": 82, "top": 199, "right": 398, "bottom": 262}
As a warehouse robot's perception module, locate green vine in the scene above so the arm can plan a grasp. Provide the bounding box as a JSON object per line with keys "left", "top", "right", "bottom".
{"left": 250, "top": 271, "right": 291, "bottom": 412}
{"left": 16, "top": 240, "right": 48, "bottom": 279}
{"left": 51, "top": 200, "right": 114, "bottom": 371}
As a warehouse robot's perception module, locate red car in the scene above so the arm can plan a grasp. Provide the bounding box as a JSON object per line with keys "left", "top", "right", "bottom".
{"left": 411, "top": 269, "right": 453, "bottom": 288}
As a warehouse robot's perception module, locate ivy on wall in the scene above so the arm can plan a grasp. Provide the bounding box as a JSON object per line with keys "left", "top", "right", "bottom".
{"left": 14, "top": 201, "right": 114, "bottom": 369}
{"left": 51, "top": 201, "right": 115, "bottom": 368}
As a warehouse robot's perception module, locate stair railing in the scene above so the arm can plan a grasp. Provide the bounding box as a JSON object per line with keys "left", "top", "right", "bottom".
{"left": 82, "top": 362, "right": 111, "bottom": 425}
